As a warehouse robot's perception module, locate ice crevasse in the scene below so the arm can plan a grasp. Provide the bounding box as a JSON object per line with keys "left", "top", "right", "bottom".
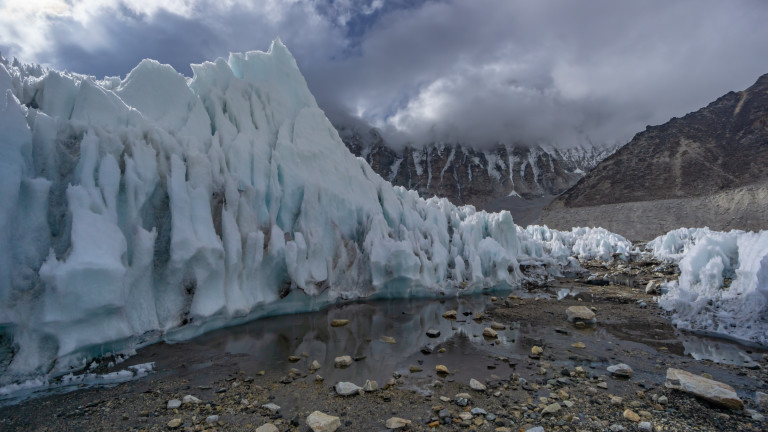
{"left": 0, "top": 40, "right": 537, "bottom": 382}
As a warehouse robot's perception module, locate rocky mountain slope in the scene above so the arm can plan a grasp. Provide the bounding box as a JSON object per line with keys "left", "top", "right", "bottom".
{"left": 339, "top": 126, "right": 617, "bottom": 211}
{"left": 543, "top": 73, "right": 768, "bottom": 239}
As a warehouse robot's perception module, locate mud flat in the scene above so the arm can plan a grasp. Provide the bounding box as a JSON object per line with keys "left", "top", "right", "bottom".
{"left": 1, "top": 261, "right": 767, "bottom": 431}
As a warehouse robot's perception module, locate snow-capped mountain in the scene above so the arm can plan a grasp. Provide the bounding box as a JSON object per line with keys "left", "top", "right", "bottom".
{"left": 339, "top": 125, "right": 619, "bottom": 208}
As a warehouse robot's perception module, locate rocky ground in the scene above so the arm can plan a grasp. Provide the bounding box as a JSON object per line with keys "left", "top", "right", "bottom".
{"left": 1, "top": 257, "right": 767, "bottom": 432}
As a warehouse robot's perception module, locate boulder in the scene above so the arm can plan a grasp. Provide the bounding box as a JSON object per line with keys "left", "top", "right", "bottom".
{"left": 665, "top": 368, "right": 743, "bottom": 410}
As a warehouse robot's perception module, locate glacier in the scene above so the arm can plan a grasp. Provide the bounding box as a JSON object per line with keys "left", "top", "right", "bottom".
{"left": 1, "top": 40, "right": 767, "bottom": 390}
{"left": 0, "top": 40, "right": 543, "bottom": 384}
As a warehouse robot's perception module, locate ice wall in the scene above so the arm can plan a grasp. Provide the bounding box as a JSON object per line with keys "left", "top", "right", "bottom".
{"left": 650, "top": 229, "right": 768, "bottom": 346}
{"left": 0, "top": 41, "right": 528, "bottom": 383}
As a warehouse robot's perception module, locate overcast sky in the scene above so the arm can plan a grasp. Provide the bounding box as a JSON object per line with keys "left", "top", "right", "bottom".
{"left": 2, "top": 0, "right": 768, "bottom": 150}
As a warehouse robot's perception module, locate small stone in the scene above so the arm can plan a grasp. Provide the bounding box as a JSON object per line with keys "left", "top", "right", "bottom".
{"left": 409, "top": 365, "right": 423, "bottom": 373}
{"left": 288, "top": 355, "right": 301, "bottom": 362}
{"left": 607, "top": 363, "right": 634, "bottom": 378}
{"left": 426, "top": 329, "right": 441, "bottom": 338}
{"left": 380, "top": 335, "right": 397, "bottom": 344}
{"left": 531, "top": 346, "right": 544, "bottom": 355}
{"left": 167, "top": 418, "right": 182, "bottom": 428}
{"left": 597, "top": 382, "right": 608, "bottom": 389}
{"left": 665, "top": 368, "right": 743, "bottom": 410}
{"left": 638, "top": 421, "right": 652, "bottom": 431}
{"left": 571, "top": 342, "right": 586, "bottom": 349}
{"left": 526, "top": 427, "right": 545, "bottom": 432}
{"left": 438, "top": 347, "right": 446, "bottom": 353}
{"left": 315, "top": 374, "right": 324, "bottom": 382}
{"left": 255, "top": 424, "right": 279, "bottom": 432}
{"left": 334, "top": 355, "right": 353, "bottom": 368}
{"left": 307, "top": 411, "right": 341, "bottom": 432}
{"left": 657, "top": 395, "right": 668, "bottom": 405}
{"left": 262, "top": 403, "right": 280, "bottom": 412}
{"left": 702, "top": 372, "right": 713, "bottom": 380}
{"left": 490, "top": 322, "right": 506, "bottom": 330}
{"left": 645, "top": 280, "right": 660, "bottom": 294}
{"left": 757, "top": 391, "right": 768, "bottom": 409}
{"left": 470, "top": 378, "right": 487, "bottom": 391}
{"left": 610, "top": 396, "right": 623, "bottom": 405}
{"left": 483, "top": 327, "right": 498, "bottom": 338}
{"left": 182, "top": 395, "right": 201, "bottom": 404}
{"left": 167, "top": 399, "right": 182, "bottom": 409}
{"left": 205, "top": 415, "right": 219, "bottom": 424}
{"left": 574, "top": 321, "right": 586, "bottom": 328}
{"left": 310, "top": 360, "right": 321, "bottom": 370}
{"left": 385, "top": 417, "right": 411, "bottom": 429}
{"left": 470, "top": 407, "right": 487, "bottom": 415}
{"left": 623, "top": 409, "right": 640, "bottom": 422}
{"left": 330, "top": 319, "right": 350, "bottom": 327}
{"left": 566, "top": 305, "right": 596, "bottom": 321}
{"left": 363, "top": 379, "right": 379, "bottom": 392}
{"left": 436, "top": 364, "right": 449, "bottom": 374}
{"left": 459, "top": 412, "right": 472, "bottom": 420}
{"left": 542, "top": 402, "right": 561, "bottom": 415}
{"left": 442, "top": 310, "right": 457, "bottom": 319}
{"left": 334, "top": 381, "right": 362, "bottom": 396}
{"left": 608, "top": 424, "right": 625, "bottom": 432}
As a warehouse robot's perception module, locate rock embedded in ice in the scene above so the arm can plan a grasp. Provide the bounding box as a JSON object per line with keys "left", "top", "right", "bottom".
{"left": 306, "top": 411, "right": 340, "bottom": 432}
{"left": 442, "top": 310, "right": 458, "bottom": 319}
{"left": 334, "top": 381, "right": 362, "bottom": 396}
{"left": 469, "top": 378, "right": 487, "bottom": 391}
{"left": 329, "top": 319, "right": 349, "bottom": 327}
{"left": 167, "top": 399, "right": 182, "bottom": 409}
{"left": 333, "top": 356, "right": 353, "bottom": 368}
{"left": 380, "top": 336, "right": 396, "bottom": 344}
{"left": 607, "top": 364, "right": 633, "bottom": 378}
{"left": 645, "top": 280, "right": 661, "bottom": 294}
{"left": 665, "top": 368, "right": 743, "bottom": 410}
{"left": 426, "top": 329, "right": 441, "bottom": 338}
{"left": 385, "top": 417, "right": 411, "bottom": 429}
{"left": 566, "top": 306, "right": 596, "bottom": 322}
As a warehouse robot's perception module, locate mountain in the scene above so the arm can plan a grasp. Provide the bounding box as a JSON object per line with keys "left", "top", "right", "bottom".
{"left": 543, "top": 73, "right": 768, "bottom": 240}
{"left": 338, "top": 125, "right": 618, "bottom": 224}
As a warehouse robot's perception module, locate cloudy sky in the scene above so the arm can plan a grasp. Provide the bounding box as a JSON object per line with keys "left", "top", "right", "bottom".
{"left": 2, "top": 0, "right": 767, "bottom": 150}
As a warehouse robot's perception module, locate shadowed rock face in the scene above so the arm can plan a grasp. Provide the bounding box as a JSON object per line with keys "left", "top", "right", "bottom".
{"left": 556, "top": 73, "right": 768, "bottom": 207}
{"left": 542, "top": 73, "right": 768, "bottom": 239}
{"left": 339, "top": 126, "right": 616, "bottom": 209}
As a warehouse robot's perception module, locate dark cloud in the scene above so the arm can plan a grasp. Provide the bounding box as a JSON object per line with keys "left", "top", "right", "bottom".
{"left": 3, "top": 0, "right": 768, "bottom": 151}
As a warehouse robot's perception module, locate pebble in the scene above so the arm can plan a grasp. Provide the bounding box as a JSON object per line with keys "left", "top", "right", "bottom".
{"left": 262, "top": 403, "right": 280, "bottom": 412}
{"left": 205, "top": 415, "right": 219, "bottom": 424}
{"left": 385, "top": 417, "right": 411, "bottom": 429}
{"left": 459, "top": 412, "right": 472, "bottom": 420}
{"left": 409, "top": 365, "right": 423, "bottom": 373}
{"left": 182, "top": 395, "right": 201, "bottom": 404}
{"left": 166, "top": 399, "right": 181, "bottom": 409}
{"left": 334, "top": 355, "right": 353, "bottom": 368}
{"left": 571, "top": 342, "right": 586, "bottom": 349}
{"left": 608, "top": 424, "right": 625, "bottom": 432}
{"left": 610, "top": 396, "right": 623, "bottom": 405}
{"left": 380, "top": 336, "right": 397, "bottom": 344}
{"left": 288, "top": 355, "right": 301, "bottom": 362}
{"left": 531, "top": 346, "right": 544, "bottom": 355}
{"left": 255, "top": 424, "right": 278, "bottom": 432}
{"left": 566, "top": 305, "right": 596, "bottom": 321}
{"left": 442, "top": 310, "right": 457, "bottom": 319}
{"left": 334, "top": 381, "right": 362, "bottom": 396}
{"left": 607, "top": 363, "right": 634, "bottom": 378}
{"left": 310, "top": 360, "right": 321, "bottom": 370}
{"left": 307, "top": 411, "right": 341, "bottom": 432}
{"left": 490, "top": 321, "right": 506, "bottom": 330}
{"left": 470, "top": 407, "right": 487, "bottom": 415}
{"left": 426, "top": 329, "right": 441, "bottom": 338}
{"left": 330, "top": 319, "right": 350, "bottom": 327}
{"left": 638, "top": 422, "right": 652, "bottom": 431}
{"left": 470, "top": 378, "right": 487, "bottom": 391}
{"left": 363, "top": 380, "right": 379, "bottom": 392}
{"left": 436, "top": 365, "right": 449, "bottom": 374}
{"left": 482, "top": 327, "right": 498, "bottom": 338}
{"left": 167, "top": 418, "right": 182, "bottom": 428}
{"left": 526, "top": 427, "right": 545, "bottom": 432}
{"left": 542, "top": 402, "right": 561, "bottom": 415}
{"left": 623, "top": 409, "right": 640, "bottom": 422}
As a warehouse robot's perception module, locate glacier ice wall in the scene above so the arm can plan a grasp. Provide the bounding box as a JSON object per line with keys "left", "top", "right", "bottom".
{"left": 650, "top": 229, "right": 768, "bottom": 346}
{"left": 0, "top": 41, "right": 528, "bottom": 383}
